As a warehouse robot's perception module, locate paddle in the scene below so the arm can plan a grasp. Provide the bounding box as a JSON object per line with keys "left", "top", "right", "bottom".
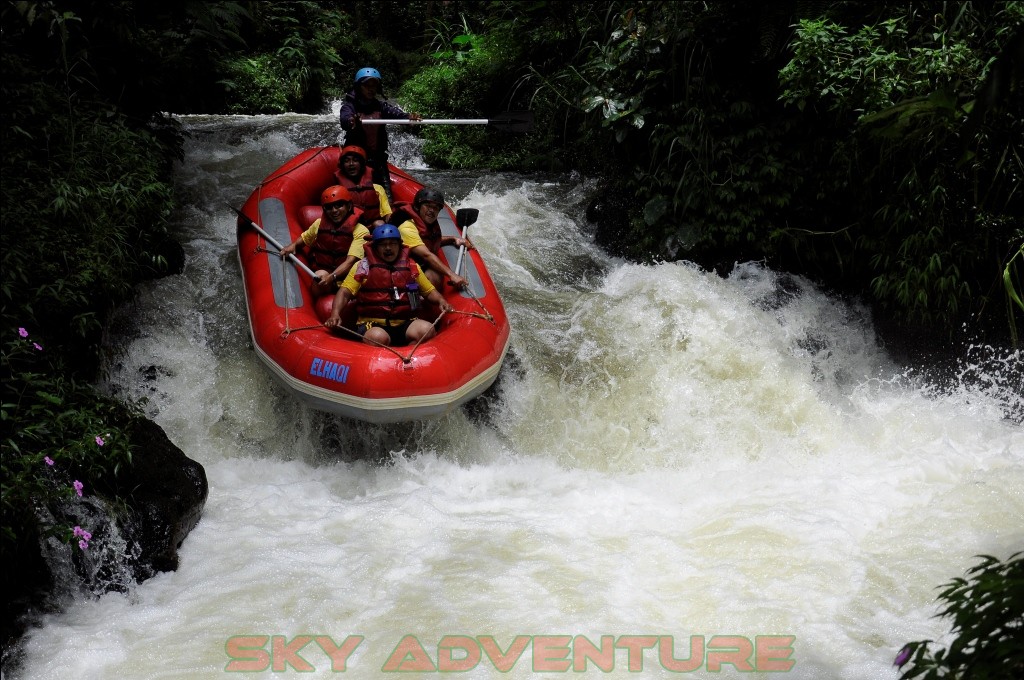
{"left": 452, "top": 208, "right": 479, "bottom": 282}
{"left": 231, "top": 206, "right": 322, "bottom": 282}
{"left": 360, "top": 110, "right": 533, "bottom": 133}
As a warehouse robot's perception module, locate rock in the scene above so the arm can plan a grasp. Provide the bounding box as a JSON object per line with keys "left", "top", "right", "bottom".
{"left": 110, "top": 417, "right": 208, "bottom": 577}
{"left": 2, "top": 414, "right": 207, "bottom": 667}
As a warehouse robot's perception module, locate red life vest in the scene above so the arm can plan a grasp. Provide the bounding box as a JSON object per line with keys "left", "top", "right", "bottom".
{"left": 333, "top": 166, "right": 381, "bottom": 223}
{"left": 308, "top": 207, "right": 363, "bottom": 271}
{"left": 361, "top": 110, "right": 383, "bottom": 154}
{"left": 390, "top": 202, "right": 443, "bottom": 254}
{"left": 354, "top": 244, "right": 420, "bottom": 321}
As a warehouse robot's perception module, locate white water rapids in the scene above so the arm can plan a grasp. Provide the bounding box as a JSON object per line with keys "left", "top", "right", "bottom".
{"left": 9, "top": 113, "right": 1023, "bottom": 679}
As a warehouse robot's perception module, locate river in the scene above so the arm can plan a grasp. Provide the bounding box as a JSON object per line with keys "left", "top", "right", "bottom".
{"left": 9, "top": 111, "right": 1023, "bottom": 679}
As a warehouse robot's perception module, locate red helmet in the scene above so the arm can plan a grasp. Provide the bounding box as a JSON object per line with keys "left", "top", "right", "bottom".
{"left": 340, "top": 145, "right": 367, "bottom": 162}
{"left": 321, "top": 185, "right": 352, "bottom": 206}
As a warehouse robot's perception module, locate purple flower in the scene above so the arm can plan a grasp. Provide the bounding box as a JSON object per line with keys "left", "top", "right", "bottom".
{"left": 78, "top": 539, "right": 89, "bottom": 550}
{"left": 73, "top": 480, "right": 84, "bottom": 497}
{"left": 33, "top": 342, "right": 42, "bottom": 351}
{"left": 72, "top": 526, "right": 92, "bottom": 540}
{"left": 894, "top": 644, "right": 913, "bottom": 668}
{"left": 19, "top": 327, "right": 28, "bottom": 337}
{"left": 95, "top": 435, "right": 105, "bottom": 447}
{"left": 44, "top": 456, "right": 54, "bottom": 466}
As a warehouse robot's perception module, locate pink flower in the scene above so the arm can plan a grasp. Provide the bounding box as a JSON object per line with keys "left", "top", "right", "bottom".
{"left": 78, "top": 539, "right": 89, "bottom": 550}
{"left": 44, "top": 456, "right": 54, "bottom": 466}
{"left": 73, "top": 480, "right": 84, "bottom": 497}
{"left": 33, "top": 342, "right": 42, "bottom": 351}
{"left": 19, "top": 327, "right": 28, "bottom": 337}
{"left": 73, "top": 526, "right": 93, "bottom": 541}
{"left": 95, "top": 435, "right": 105, "bottom": 447}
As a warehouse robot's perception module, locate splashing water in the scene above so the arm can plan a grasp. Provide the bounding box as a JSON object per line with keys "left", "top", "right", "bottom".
{"left": 8, "top": 114, "right": 1022, "bottom": 680}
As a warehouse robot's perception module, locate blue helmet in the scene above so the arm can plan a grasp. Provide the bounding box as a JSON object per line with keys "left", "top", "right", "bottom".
{"left": 372, "top": 224, "right": 401, "bottom": 242}
{"left": 355, "top": 67, "right": 381, "bottom": 84}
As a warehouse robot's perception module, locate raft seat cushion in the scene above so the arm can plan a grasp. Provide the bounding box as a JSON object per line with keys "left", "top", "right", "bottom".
{"left": 299, "top": 205, "right": 323, "bottom": 229}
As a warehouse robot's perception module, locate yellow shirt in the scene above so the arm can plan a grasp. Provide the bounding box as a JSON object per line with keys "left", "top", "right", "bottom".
{"left": 396, "top": 220, "right": 425, "bottom": 249}
{"left": 347, "top": 224, "right": 372, "bottom": 259}
{"left": 340, "top": 260, "right": 435, "bottom": 296}
{"left": 339, "top": 257, "right": 437, "bottom": 326}
{"left": 298, "top": 218, "right": 366, "bottom": 259}
{"left": 373, "top": 185, "right": 393, "bottom": 219}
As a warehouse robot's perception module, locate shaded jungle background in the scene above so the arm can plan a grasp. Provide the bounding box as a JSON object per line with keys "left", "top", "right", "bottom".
{"left": 2, "top": 2, "right": 1022, "bottom": 677}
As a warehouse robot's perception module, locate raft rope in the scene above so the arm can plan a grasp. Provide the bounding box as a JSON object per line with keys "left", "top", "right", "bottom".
{"left": 450, "top": 236, "right": 496, "bottom": 323}
{"left": 321, "top": 311, "right": 450, "bottom": 364}
{"left": 249, "top": 242, "right": 313, "bottom": 337}
{"left": 453, "top": 278, "right": 495, "bottom": 323}
{"left": 276, "top": 244, "right": 299, "bottom": 336}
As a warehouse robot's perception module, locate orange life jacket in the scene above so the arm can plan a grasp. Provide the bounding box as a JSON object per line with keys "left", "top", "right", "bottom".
{"left": 390, "top": 202, "right": 443, "bottom": 254}
{"left": 354, "top": 244, "right": 420, "bottom": 321}
{"left": 308, "top": 207, "right": 363, "bottom": 271}
{"left": 333, "top": 166, "right": 381, "bottom": 223}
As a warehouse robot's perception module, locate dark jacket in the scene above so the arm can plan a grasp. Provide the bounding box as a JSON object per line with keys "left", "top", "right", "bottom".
{"left": 339, "top": 91, "right": 411, "bottom": 160}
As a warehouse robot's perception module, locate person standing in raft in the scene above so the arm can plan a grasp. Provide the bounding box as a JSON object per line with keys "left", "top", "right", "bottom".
{"left": 389, "top": 187, "right": 472, "bottom": 290}
{"left": 279, "top": 185, "right": 364, "bottom": 298}
{"left": 325, "top": 224, "right": 453, "bottom": 347}
{"left": 333, "top": 145, "right": 390, "bottom": 229}
{"left": 339, "top": 67, "right": 422, "bottom": 199}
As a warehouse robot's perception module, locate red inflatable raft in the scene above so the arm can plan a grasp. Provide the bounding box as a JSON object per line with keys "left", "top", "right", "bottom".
{"left": 235, "top": 146, "right": 511, "bottom": 423}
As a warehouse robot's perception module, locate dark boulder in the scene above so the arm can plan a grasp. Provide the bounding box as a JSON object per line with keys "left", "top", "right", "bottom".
{"left": 106, "top": 417, "right": 208, "bottom": 577}
{"left": 2, "top": 415, "right": 207, "bottom": 669}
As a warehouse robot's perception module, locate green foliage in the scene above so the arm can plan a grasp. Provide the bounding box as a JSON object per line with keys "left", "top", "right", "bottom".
{"left": 1005, "top": 242, "right": 1024, "bottom": 345}
{"left": 427, "top": 13, "right": 482, "bottom": 63}
{"left": 776, "top": 2, "right": 1023, "bottom": 337}
{"left": 221, "top": 54, "right": 291, "bottom": 114}
{"left": 3, "top": 0, "right": 252, "bottom": 116}
{"left": 1, "top": 111, "right": 176, "bottom": 355}
{"left": 782, "top": 18, "right": 926, "bottom": 118}
{"left": 780, "top": 12, "right": 992, "bottom": 121}
{"left": 1, "top": 1, "right": 188, "bottom": 561}
{"left": 398, "top": 13, "right": 544, "bottom": 169}
{"left": 223, "top": 1, "right": 348, "bottom": 113}
{"left": 896, "top": 553, "right": 1024, "bottom": 679}
{"left": 1, "top": 329, "right": 137, "bottom": 546}
{"left": 558, "top": 2, "right": 806, "bottom": 263}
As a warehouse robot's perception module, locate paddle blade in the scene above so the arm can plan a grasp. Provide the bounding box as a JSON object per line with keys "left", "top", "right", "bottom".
{"left": 456, "top": 208, "right": 479, "bottom": 229}
{"left": 488, "top": 110, "right": 533, "bottom": 133}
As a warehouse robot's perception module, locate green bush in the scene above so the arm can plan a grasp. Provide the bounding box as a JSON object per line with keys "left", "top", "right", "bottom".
{"left": 1, "top": 110, "right": 176, "bottom": 357}
{"left": 399, "top": 26, "right": 537, "bottom": 169}
{"left": 896, "top": 553, "right": 1024, "bottom": 679}
{"left": 2, "top": 0, "right": 181, "bottom": 562}
{"left": 1, "top": 329, "right": 137, "bottom": 549}
{"left": 222, "top": 54, "right": 292, "bottom": 113}
{"left": 223, "top": 1, "right": 350, "bottom": 113}
{"left": 777, "top": 5, "right": 1023, "bottom": 335}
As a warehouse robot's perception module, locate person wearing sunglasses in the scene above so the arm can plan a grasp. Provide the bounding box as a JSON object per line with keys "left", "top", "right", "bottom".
{"left": 279, "top": 185, "right": 365, "bottom": 299}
